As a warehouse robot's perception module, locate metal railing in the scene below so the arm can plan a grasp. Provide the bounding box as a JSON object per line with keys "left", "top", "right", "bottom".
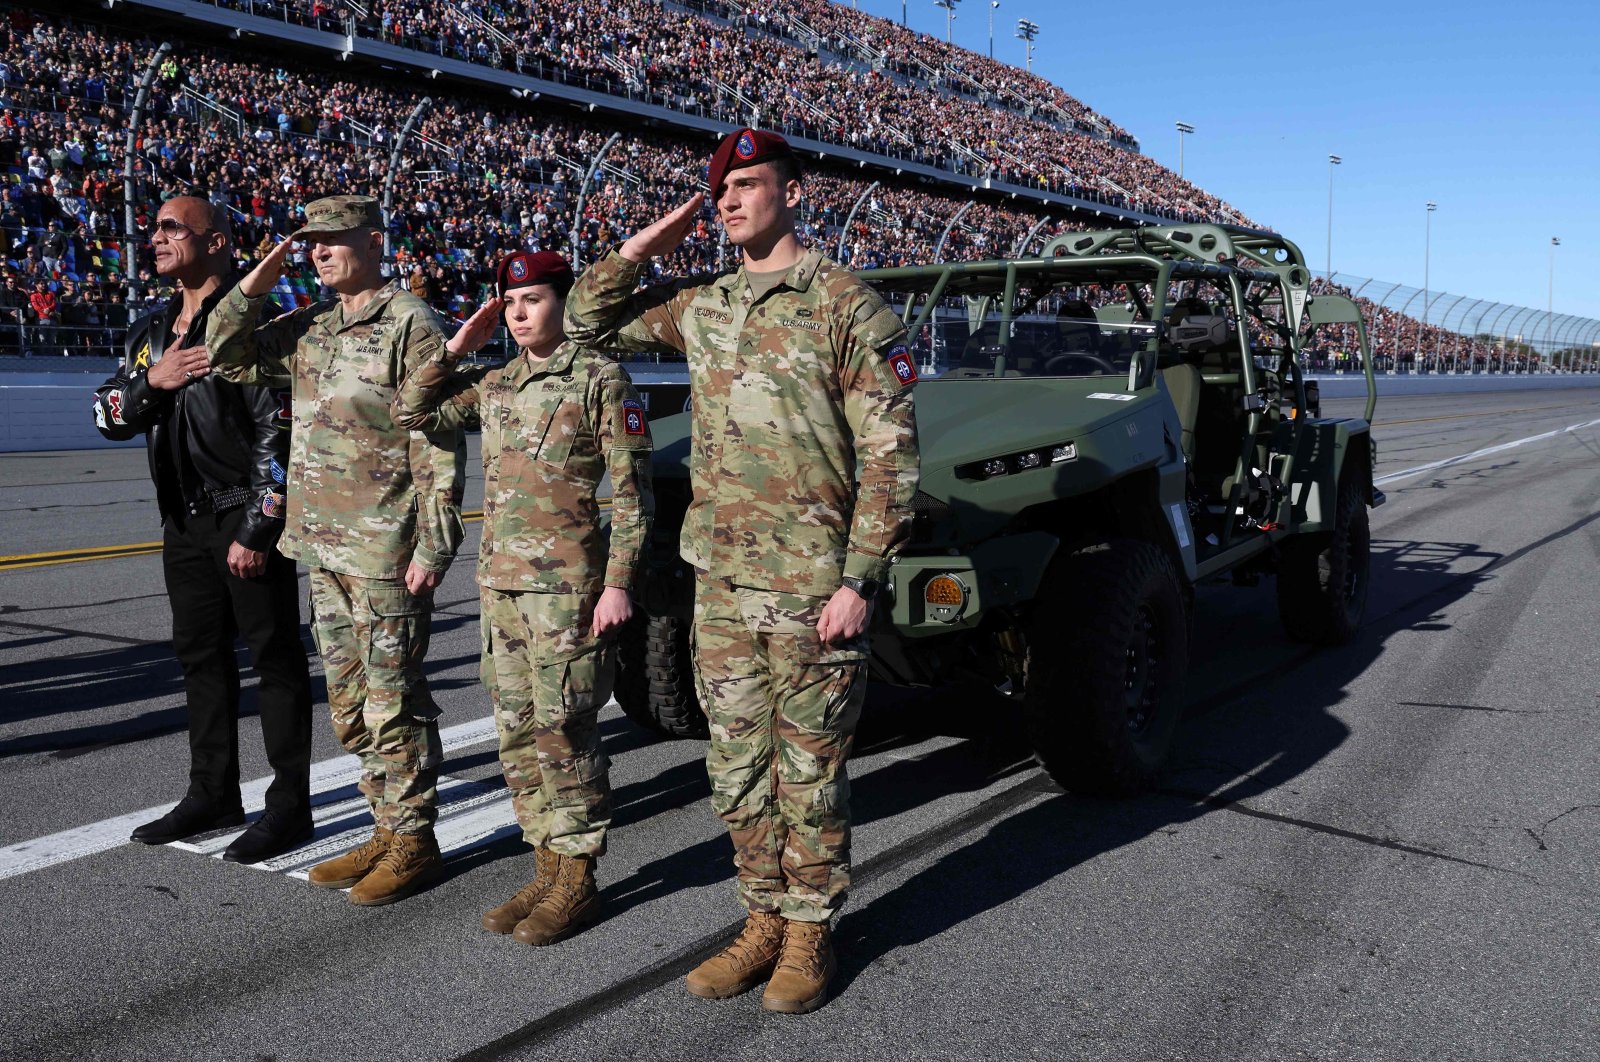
{"left": 178, "top": 86, "right": 245, "bottom": 136}
{"left": 1315, "top": 272, "right": 1600, "bottom": 373}
{"left": 0, "top": 323, "right": 131, "bottom": 359}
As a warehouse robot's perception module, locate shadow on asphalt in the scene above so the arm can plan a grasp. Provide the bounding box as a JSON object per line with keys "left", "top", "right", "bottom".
{"left": 825, "top": 533, "right": 1505, "bottom": 993}
{"left": 0, "top": 605, "right": 484, "bottom": 758}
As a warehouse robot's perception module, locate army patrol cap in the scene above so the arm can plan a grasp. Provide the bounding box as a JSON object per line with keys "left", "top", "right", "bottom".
{"left": 707, "top": 128, "right": 795, "bottom": 200}
{"left": 292, "top": 194, "right": 384, "bottom": 240}
{"left": 497, "top": 250, "right": 574, "bottom": 298}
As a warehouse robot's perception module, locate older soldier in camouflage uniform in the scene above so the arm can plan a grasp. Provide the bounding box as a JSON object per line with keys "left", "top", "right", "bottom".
{"left": 393, "top": 250, "right": 653, "bottom": 945}
{"left": 566, "top": 128, "right": 919, "bottom": 1012}
{"left": 207, "top": 195, "right": 466, "bottom": 906}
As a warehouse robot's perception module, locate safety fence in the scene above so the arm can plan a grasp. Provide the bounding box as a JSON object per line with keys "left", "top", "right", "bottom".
{"left": 0, "top": 324, "right": 127, "bottom": 360}
{"left": 1316, "top": 272, "right": 1600, "bottom": 374}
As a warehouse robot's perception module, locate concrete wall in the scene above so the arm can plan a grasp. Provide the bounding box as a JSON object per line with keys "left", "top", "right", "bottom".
{"left": 5, "top": 369, "right": 1599, "bottom": 453}
{"left": 1308, "top": 371, "right": 1600, "bottom": 400}
{"left": 2, "top": 374, "right": 143, "bottom": 453}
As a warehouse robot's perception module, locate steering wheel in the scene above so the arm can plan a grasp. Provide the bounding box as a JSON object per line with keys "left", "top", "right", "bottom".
{"left": 1042, "top": 351, "right": 1119, "bottom": 377}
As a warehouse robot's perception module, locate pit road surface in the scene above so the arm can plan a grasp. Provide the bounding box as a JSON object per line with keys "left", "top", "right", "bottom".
{"left": 1, "top": 387, "right": 1596, "bottom": 1061}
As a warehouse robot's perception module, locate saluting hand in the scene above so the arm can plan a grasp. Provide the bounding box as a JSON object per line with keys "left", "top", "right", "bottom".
{"left": 445, "top": 297, "right": 504, "bottom": 358}
{"left": 620, "top": 194, "right": 705, "bottom": 264}
{"left": 146, "top": 344, "right": 212, "bottom": 390}
{"left": 239, "top": 237, "right": 297, "bottom": 299}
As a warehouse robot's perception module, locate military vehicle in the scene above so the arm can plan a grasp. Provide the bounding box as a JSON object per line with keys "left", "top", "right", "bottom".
{"left": 616, "top": 223, "right": 1382, "bottom": 794}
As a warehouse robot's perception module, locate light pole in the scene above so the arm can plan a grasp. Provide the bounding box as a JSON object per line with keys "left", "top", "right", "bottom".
{"left": 988, "top": 1, "right": 999, "bottom": 59}
{"left": 1548, "top": 236, "right": 1560, "bottom": 368}
{"left": 1015, "top": 18, "right": 1038, "bottom": 72}
{"left": 1423, "top": 201, "right": 1436, "bottom": 334}
{"left": 902, "top": 0, "right": 907, "bottom": 25}
{"left": 1326, "top": 154, "right": 1341, "bottom": 280}
{"left": 934, "top": 0, "right": 960, "bottom": 43}
{"left": 1175, "top": 121, "right": 1194, "bottom": 179}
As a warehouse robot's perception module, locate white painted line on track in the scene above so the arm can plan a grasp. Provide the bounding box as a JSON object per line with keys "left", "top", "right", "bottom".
{"left": 0, "top": 715, "right": 501, "bottom": 882}
{"left": 169, "top": 775, "right": 524, "bottom": 880}
{"left": 1375, "top": 416, "right": 1600, "bottom": 487}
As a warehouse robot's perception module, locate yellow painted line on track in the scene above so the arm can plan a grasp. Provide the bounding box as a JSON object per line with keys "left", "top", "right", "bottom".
{"left": 1, "top": 500, "right": 612, "bottom": 573}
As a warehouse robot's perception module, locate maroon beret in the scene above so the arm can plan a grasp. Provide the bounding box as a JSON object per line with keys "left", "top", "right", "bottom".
{"left": 707, "top": 127, "right": 794, "bottom": 200}
{"left": 496, "top": 250, "right": 574, "bottom": 298}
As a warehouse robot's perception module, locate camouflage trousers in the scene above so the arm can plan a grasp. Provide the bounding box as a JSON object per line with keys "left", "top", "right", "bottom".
{"left": 692, "top": 578, "right": 869, "bottom": 923}
{"left": 480, "top": 587, "right": 613, "bottom": 858}
{"left": 307, "top": 568, "right": 442, "bottom": 834}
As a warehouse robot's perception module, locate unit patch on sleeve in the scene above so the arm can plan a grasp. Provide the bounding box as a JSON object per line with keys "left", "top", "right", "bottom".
{"left": 269, "top": 458, "right": 287, "bottom": 484}
{"left": 622, "top": 398, "right": 646, "bottom": 436}
{"left": 274, "top": 390, "right": 293, "bottom": 425}
{"left": 261, "top": 491, "right": 286, "bottom": 518}
{"left": 885, "top": 344, "right": 918, "bottom": 386}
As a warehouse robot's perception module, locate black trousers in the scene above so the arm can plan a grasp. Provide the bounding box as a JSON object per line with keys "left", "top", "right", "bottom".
{"left": 161, "top": 507, "right": 313, "bottom": 814}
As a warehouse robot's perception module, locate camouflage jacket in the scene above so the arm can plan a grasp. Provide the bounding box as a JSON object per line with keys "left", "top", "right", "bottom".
{"left": 565, "top": 249, "right": 919, "bottom": 596}
{"left": 393, "top": 340, "right": 654, "bottom": 594}
{"left": 205, "top": 280, "right": 466, "bottom": 579}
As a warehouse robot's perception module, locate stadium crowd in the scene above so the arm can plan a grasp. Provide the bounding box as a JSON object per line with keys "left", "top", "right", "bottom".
{"left": 0, "top": 1, "right": 1556, "bottom": 373}
{"left": 1301, "top": 277, "right": 1547, "bottom": 373}
{"left": 0, "top": 0, "right": 1094, "bottom": 339}
{"left": 689, "top": 0, "right": 1137, "bottom": 145}
{"left": 184, "top": 0, "right": 1243, "bottom": 224}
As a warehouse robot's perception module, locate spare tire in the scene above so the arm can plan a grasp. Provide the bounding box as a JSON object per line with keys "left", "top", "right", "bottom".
{"left": 615, "top": 609, "right": 707, "bottom": 740}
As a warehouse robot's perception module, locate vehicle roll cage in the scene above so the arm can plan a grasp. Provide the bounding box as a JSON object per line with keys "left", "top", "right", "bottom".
{"left": 858, "top": 222, "right": 1377, "bottom": 420}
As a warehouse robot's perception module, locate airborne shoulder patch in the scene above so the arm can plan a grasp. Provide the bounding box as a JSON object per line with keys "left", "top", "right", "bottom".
{"left": 885, "top": 344, "right": 918, "bottom": 387}
{"left": 621, "top": 398, "right": 646, "bottom": 436}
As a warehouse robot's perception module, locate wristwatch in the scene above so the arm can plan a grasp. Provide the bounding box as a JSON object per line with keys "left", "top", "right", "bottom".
{"left": 840, "top": 575, "right": 880, "bottom": 600}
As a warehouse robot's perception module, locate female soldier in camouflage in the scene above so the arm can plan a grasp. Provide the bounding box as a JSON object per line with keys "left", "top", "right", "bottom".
{"left": 393, "top": 250, "right": 653, "bottom": 945}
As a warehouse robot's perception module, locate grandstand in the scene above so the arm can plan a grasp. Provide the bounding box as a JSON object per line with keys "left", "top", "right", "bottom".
{"left": 0, "top": 0, "right": 1591, "bottom": 372}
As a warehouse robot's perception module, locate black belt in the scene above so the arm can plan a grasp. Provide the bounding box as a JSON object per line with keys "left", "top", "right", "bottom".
{"left": 186, "top": 485, "right": 252, "bottom": 517}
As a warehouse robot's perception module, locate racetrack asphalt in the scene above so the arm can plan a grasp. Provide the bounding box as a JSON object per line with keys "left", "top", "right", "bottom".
{"left": 0, "top": 386, "right": 1596, "bottom": 1061}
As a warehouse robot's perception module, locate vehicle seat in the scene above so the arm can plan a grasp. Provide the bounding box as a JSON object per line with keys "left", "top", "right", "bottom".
{"left": 1160, "top": 362, "right": 1202, "bottom": 461}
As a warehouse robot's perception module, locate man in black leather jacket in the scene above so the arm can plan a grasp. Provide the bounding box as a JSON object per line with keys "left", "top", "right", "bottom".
{"left": 92, "top": 196, "right": 314, "bottom": 864}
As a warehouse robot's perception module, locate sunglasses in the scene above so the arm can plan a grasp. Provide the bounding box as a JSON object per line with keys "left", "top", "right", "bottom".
{"left": 152, "top": 218, "right": 216, "bottom": 241}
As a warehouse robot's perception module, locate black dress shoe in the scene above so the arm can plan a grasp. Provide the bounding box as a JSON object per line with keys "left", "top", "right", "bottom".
{"left": 222, "top": 807, "right": 314, "bottom": 864}
{"left": 130, "top": 796, "right": 246, "bottom": 845}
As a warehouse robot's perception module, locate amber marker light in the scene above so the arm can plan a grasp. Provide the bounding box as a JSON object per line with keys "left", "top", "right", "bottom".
{"left": 924, "top": 573, "right": 969, "bottom": 621}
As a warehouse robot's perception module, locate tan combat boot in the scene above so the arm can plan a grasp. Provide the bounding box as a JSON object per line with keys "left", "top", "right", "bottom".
{"left": 684, "top": 911, "right": 786, "bottom": 999}
{"left": 307, "top": 826, "right": 394, "bottom": 889}
{"left": 511, "top": 852, "right": 600, "bottom": 946}
{"left": 347, "top": 830, "right": 443, "bottom": 906}
{"left": 762, "top": 920, "right": 835, "bottom": 1014}
{"left": 481, "top": 846, "right": 560, "bottom": 934}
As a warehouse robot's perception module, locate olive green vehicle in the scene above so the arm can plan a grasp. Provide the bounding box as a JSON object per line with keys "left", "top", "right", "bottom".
{"left": 615, "top": 223, "right": 1384, "bottom": 794}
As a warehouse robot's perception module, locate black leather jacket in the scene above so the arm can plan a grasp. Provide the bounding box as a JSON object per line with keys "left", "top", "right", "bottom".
{"left": 92, "top": 277, "right": 290, "bottom": 551}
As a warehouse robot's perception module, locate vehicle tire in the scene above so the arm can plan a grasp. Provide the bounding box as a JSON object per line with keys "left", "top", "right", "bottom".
{"left": 1023, "top": 539, "right": 1189, "bottom": 795}
{"left": 614, "top": 611, "right": 708, "bottom": 740}
{"left": 1275, "top": 471, "right": 1370, "bottom": 645}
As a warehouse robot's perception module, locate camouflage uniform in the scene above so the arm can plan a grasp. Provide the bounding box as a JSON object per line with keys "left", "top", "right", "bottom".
{"left": 566, "top": 248, "right": 919, "bottom": 920}
{"left": 207, "top": 275, "right": 465, "bottom": 835}
{"left": 393, "top": 340, "right": 654, "bottom": 857}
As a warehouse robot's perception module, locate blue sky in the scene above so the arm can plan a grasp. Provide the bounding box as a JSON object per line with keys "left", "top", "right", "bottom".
{"left": 847, "top": 0, "right": 1600, "bottom": 322}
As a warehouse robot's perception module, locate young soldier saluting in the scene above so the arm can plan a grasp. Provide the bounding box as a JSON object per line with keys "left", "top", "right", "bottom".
{"left": 565, "top": 128, "right": 920, "bottom": 1012}
{"left": 206, "top": 195, "right": 466, "bottom": 906}
{"left": 393, "top": 250, "right": 653, "bottom": 945}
